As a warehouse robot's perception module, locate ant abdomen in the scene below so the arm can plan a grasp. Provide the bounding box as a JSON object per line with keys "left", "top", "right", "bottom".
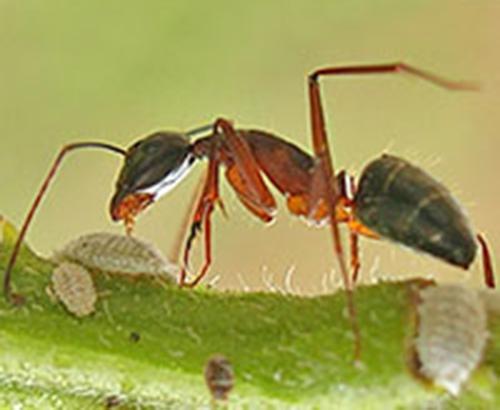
{"left": 354, "top": 154, "right": 477, "bottom": 269}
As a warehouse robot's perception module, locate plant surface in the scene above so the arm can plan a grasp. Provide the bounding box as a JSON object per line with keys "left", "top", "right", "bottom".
{"left": 0, "top": 218, "right": 498, "bottom": 409}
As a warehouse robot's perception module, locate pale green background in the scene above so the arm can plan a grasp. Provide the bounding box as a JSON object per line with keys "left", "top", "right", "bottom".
{"left": 1, "top": 1, "right": 498, "bottom": 293}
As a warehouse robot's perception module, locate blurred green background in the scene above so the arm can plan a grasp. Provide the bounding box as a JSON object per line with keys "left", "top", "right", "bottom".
{"left": 1, "top": 0, "right": 498, "bottom": 294}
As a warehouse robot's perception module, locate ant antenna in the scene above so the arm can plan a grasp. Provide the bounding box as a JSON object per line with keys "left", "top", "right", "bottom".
{"left": 3, "top": 141, "right": 126, "bottom": 302}
{"left": 186, "top": 123, "right": 214, "bottom": 139}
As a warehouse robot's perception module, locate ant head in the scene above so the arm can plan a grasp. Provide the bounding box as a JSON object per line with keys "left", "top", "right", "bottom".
{"left": 110, "top": 131, "right": 196, "bottom": 224}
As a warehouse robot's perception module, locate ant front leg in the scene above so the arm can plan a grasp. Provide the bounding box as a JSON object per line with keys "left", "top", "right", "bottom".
{"left": 168, "top": 171, "right": 207, "bottom": 265}
{"left": 180, "top": 118, "right": 277, "bottom": 288}
{"left": 180, "top": 152, "right": 220, "bottom": 288}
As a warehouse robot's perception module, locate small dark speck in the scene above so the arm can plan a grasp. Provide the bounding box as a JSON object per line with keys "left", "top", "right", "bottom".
{"left": 129, "top": 331, "right": 141, "bottom": 343}
{"left": 104, "top": 395, "right": 121, "bottom": 408}
{"left": 204, "top": 354, "right": 234, "bottom": 401}
{"left": 12, "top": 293, "right": 26, "bottom": 307}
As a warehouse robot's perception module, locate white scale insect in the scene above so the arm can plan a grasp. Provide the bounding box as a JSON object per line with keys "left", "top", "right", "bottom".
{"left": 414, "top": 285, "right": 489, "bottom": 396}
{"left": 53, "top": 232, "right": 178, "bottom": 277}
{"left": 51, "top": 262, "right": 97, "bottom": 318}
{"left": 50, "top": 232, "right": 178, "bottom": 317}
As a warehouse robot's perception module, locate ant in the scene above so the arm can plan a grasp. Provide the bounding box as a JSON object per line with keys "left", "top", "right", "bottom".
{"left": 3, "top": 62, "right": 495, "bottom": 360}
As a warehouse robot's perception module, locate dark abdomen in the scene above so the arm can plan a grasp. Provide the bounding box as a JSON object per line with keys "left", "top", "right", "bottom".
{"left": 354, "top": 154, "right": 476, "bottom": 268}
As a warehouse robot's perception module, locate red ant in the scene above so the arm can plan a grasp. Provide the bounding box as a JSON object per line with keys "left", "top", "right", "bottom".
{"left": 3, "top": 62, "right": 495, "bottom": 359}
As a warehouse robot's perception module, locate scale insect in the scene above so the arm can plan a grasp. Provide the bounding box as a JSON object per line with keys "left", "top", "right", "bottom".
{"left": 51, "top": 262, "right": 97, "bottom": 318}
{"left": 52, "top": 232, "right": 177, "bottom": 280}
{"left": 413, "top": 285, "right": 488, "bottom": 396}
{"left": 2, "top": 62, "right": 496, "bottom": 358}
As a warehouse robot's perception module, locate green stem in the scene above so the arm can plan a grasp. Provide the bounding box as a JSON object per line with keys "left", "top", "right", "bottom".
{"left": 0, "top": 223, "right": 498, "bottom": 409}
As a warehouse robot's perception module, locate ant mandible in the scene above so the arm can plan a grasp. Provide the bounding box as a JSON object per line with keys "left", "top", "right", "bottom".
{"left": 3, "top": 62, "right": 495, "bottom": 359}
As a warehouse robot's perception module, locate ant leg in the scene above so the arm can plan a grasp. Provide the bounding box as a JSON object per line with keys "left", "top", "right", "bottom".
{"left": 214, "top": 118, "right": 276, "bottom": 213}
{"left": 350, "top": 232, "right": 361, "bottom": 284}
{"left": 183, "top": 118, "right": 279, "bottom": 286}
{"left": 310, "top": 62, "right": 477, "bottom": 93}
{"left": 477, "top": 234, "right": 495, "bottom": 289}
{"left": 180, "top": 153, "right": 220, "bottom": 287}
{"left": 168, "top": 169, "right": 207, "bottom": 265}
{"left": 185, "top": 194, "right": 233, "bottom": 287}
{"left": 181, "top": 118, "right": 279, "bottom": 286}
{"left": 179, "top": 220, "right": 200, "bottom": 286}
{"left": 225, "top": 164, "right": 276, "bottom": 223}
{"left": 185, "top": 208, "right": 214, "bottom": 288}
{"left": 348, "top": 219, "right": 381, "bottom": 285}
{"left": 308, "top": 71, "right": 360, "bottom": 360}
{"left": 3, "top": 142, "right": 126, "bottom": 303}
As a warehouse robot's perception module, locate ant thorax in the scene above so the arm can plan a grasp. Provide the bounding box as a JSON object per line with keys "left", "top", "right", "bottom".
{"left": 138, "top": 153, "right": 196, "bottom": 200}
